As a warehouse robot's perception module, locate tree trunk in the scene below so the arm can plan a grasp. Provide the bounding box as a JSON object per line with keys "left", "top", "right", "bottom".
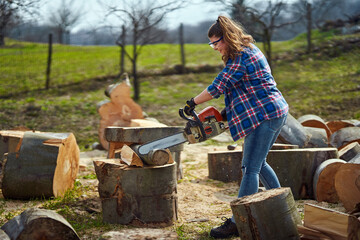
{"left": 277, "top": 113, "right": 312, "bottom": 148}
{"left": 120, "top": 25, "right": 126, "bottom": 75}
{"left": 334, "top": 163, "right": 360, "bottom": 212}
{"left": 306, "top": 2, "right": 312, "bottom": 53}
{"left": 231, "top": 187, "right": 301, "bottom": 240}
{"left": 330, "top": 127, "right": 360, "bottom": 150}
{"left": 94, "top": 160, "right": 177, "bottom": 226}
{"left": 1, "top": 132, "right": 79, "bottom": 199}
{"left": 179, "top": 23, "right": 186, "bottom": 74}
{"left": 297, "top": 114, "right": 332, "bottom": 140}
{"left": 313, "top": 159, "right": 346, "bottom": 203}
{"left": 1, "top": 208, "right": 80, "bottom": 240}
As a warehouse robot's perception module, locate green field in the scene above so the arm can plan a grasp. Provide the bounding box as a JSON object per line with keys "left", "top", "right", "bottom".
{"left": 0, "top": 31, "right": 359, "bottom": 149}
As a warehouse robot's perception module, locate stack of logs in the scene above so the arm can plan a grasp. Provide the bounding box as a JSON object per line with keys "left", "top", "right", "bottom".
{"left": 209, "top": 113, "right": 360, "bottom": 239}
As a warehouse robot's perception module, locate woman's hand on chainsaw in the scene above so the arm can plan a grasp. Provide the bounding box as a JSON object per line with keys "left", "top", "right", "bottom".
{"left": 184, "top": 98, "right": 197, "bottom": 116}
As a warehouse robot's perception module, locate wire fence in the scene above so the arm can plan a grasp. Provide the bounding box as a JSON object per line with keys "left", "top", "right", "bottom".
{"left": 0, "top": 34, "right": 122, "bottom": 97}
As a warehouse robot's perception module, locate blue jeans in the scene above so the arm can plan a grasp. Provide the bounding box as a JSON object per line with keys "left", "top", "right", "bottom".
{"left": 231, "top": 114, "right": 287, "bottom": 222}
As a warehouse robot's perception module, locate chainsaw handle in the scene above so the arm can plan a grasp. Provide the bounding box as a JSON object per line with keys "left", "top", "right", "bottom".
{"left": 179, "top": 108, "right": 193, "bottom": 121}
{"left": 179, "top": 108, "right": 207, "bottom": 141}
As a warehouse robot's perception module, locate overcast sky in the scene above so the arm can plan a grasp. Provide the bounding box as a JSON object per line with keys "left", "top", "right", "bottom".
{"left": 38, "top": 0, "right": 227, "bottom": 32}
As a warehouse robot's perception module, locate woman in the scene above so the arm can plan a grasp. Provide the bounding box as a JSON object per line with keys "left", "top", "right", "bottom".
{"left": 184, "top": 16, "right": 289, "bottom": 239}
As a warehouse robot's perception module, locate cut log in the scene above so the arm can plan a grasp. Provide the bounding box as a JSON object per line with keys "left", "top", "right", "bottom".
{"left": 303, "top": 203, "right": 360, "bottom": 240}
{"left": 330, "top": 127, "right": 360, "bottom": 150}
{"left": 230, "top": 187, "right": 301, "bottom": 240}
{"left": 1, "top": 208, "right": 80, "bottom": 239}
{"left": 94, "top": 159, "right": 177, "bottom": 226}
{"left": 1, "top": 132, "right": 79, "bottom": 199}
{"left": 208, "top": 148, "right": 339, "bottom": 199}
{"left": 313, "top": 159, "right": 346, "bottom": 203}
{"left": 277, "top": 113, "right": 311, "bottom": 148}
{"left": 326, "top": 119, "right": 360, "bottom": 133}
{"left": 97, "top": 73, "right": 144, "bottom": 150}
{"left": 339, "top": 142, "right": 360, "bottom": 162}
{"left": 349, "top": 153, "right": 360, "bottom": 163}
{"left": 298, "top": 114, "right": 332, "bottom": 140}
{"left": 0, "top": 130, "right": 27, "bottom": 161}
{"left": 334, "top": 163, "right": 360, "bottom": 212}
{"left": 130, "top": 119, "right": 167, "bottom": 127}
{"left": 101, "top": 229, "right": 178, "bottom": 240}
{"left": 304, "top": 127, "right": 329, "bottom": 148}
{"left": 271, "top": 143, "right": 299, "bottom": 150}
{"left": 297, "top": 225, "right": 332, "bottom": 240}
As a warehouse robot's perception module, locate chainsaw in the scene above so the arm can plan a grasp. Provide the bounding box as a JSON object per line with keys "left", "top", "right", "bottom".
{"left": 136, "top": 106, "right": 228, "bottom": 156}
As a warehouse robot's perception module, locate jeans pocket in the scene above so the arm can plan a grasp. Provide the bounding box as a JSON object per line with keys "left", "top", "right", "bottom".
{"left": 269, "top": 115, "right": 287, "bottom": 132}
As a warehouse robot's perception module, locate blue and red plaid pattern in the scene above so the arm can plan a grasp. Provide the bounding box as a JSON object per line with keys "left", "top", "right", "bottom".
{"left": 207, "top": 44, "right": 288, "bottom": 141}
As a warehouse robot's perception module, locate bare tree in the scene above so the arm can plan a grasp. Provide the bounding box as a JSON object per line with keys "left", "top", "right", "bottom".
{"left": 104, "top": 0, "right": 186, "bottom": 101}
{"left": 48, "top": 0, "right": 83, "bottom": 44}
{"left": 0, "top": 0, "right": 41, "bottom": 46}
{"left": 209, "top": 0, "right": 298, "bottom": 68}
{"left": 291, "top": 0, "right": 342, "bottom": 53}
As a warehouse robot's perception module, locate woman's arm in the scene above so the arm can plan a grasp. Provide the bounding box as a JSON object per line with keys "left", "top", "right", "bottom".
{"left": 194, "top": 88, "right": 213, "bottom": 105}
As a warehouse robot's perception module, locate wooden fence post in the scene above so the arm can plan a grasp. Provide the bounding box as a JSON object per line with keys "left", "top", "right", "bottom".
{"left": 45, "top": 33, "right": 53, "bottom": 89}
{"left": 179, "top": 23, "right": 186, "bottom": 74}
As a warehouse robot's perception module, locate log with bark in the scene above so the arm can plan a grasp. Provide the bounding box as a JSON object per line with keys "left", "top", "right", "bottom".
{"left": 334, "top": 162, "right": 360, "bottom": 212}
{"left": 97, "top": 73, "right": 144, "bottom": 150}
{"left": 326, "top": 119, "right": 360, "bottom": 134}
{"left": 208, "top": 148, "right": 339, "bottom": 199}
{"left": 231, "top": 187, "right": 301, "bottom": 240}
{"left": 1, "top": 208, "right": 80, "bottom": 240}
{"left": 330, "top": 127, "right": 360, "bottom": 150}
{"left": 1, "top": 132, "right": 79, "bottom": 199}
{"left": 301, "top": 203, "right": 360, "bottom": 240}
{"left": 304, "top": 126, "right": 329, "bottom": 148}
{"left": 277, "top": 113, "right": 311, "bottom": 148}
{"left": 93, "top": 159, "right": 177, "bottom": 226}
{"left": 298, "top": 114, "right": 332, "bottom": 140}
{"left": 313, "top": 159, "right": 346, "bottom": 203}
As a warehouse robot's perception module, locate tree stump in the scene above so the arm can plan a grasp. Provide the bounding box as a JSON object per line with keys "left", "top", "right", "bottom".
{"left": 97, "top": 73, "right": 144, "bottom": 150}
{"left": 330, "top": 127, "right": 360, "bottom": 150}
{"left": 1, "top": 132, "right": 79, "bottom": 199}
{"left": 313, "top": 159, "right": 346, "bottom": 203}
{"left": 277, "top": 113, "right": 311, "bottom": 148}
{"left": 1, "top": 208, "right": 80, "bottom": 240}
{"left": 208, "top": 150, "right": 243, "bottom": 183}
{"left": 298, "top": 114, "right": 332, "bottom": 140}
{"left": 94, "top": 159, "right": 177, "bottom": 226}
{"left": 335, "top": 163, "right": 360, "bottom": 212}
{"left": 230, "top": 187, "right": 301, "bottom": 240}
{"left": 339, "top": 142, "right": 360, "bottom": 162}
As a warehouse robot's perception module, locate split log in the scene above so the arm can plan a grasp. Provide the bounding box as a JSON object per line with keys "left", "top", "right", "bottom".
{"left": 326, "top": 119, "right": 360, "bottom": 133}
{"left": 303, "top": 203, "right": 360, "bottom": 240}
{"left": 271, "top": 143, "right": 299, "bottom": 150}
{"left": 313, "top": 159, "right": 346, "bottom": 203}
{"left": 1, "top": 208, "right": 80, "bottom": 240}
{"left": 298, "top": 114, "right": 332, "bottom": 140}
{"left": 1, "top": 132, "right": 79, "bottom": 199}
{"left": 97, "top": 73, "right": 144, "bottom": 150}
{"left": 94, "top": 159, "right": 177, "bottom": 226}
{"left": 339, "top": 142, "right": 360, "bottom": 162}
{"left": 208, "top": 148, "right": 339, "bottom": 199}
{"left": 231, "top": 187, "right": 301, "bottom": 240}
{"left": 0, "top": 130, "right": 27, "bottom": 161}
{"left": 119, "top": 144, "right": 143, "bottom": 167}
{"left": 304, "top": 127, "right": 329, "bottom": 147}
{"left": 349, "top": 153, "right": 360, "bottom": 163}
{"left": 277, "top": 113, "right": 311, "bottom": 148}
{"left": 335, "top": 163, "right": 360, "bottom": 212}
{"left": 297, "top": 225, "right": 332, "bottom": 240}
{"left": 330, "top": 127, "right": 360, "bottom": 150}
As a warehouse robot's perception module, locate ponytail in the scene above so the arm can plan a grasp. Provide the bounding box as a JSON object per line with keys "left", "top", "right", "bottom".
{"left": 208, "top": 16, "right": 254, "bottom": 63}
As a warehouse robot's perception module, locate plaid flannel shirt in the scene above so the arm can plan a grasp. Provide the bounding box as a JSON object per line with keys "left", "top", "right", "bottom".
{"left": 207, "top": 44, "right": 288, "bottom": 141}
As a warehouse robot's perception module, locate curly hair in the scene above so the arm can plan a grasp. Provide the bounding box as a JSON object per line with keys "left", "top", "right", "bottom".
{"left": 208, "top": 16, "right": 254, "bottom": 63}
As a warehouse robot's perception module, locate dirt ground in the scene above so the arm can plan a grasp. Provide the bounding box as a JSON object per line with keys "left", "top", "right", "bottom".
{"left": 77, "top": 132, "right": 346, "bottom": 239}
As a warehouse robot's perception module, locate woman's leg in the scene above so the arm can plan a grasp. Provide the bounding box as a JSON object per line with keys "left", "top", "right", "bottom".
{"left": 237, "top": 114, "right": 287, "bottom": 198}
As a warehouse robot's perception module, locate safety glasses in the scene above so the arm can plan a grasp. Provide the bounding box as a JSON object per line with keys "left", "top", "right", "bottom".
{"left": 208, "top": 36, "right": 223, "bottom": 48}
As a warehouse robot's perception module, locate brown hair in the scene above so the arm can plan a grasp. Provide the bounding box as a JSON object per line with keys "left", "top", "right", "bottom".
{"left": 208, "top": 16, "right": 254, "bottom": 63}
